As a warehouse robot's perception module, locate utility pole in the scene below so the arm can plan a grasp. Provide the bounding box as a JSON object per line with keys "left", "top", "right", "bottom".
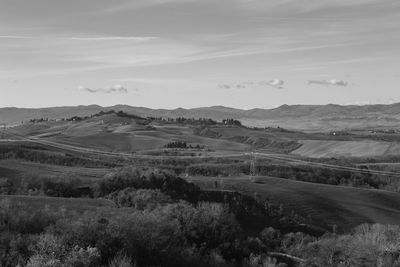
{"left": 249, "top": 151, "right": 257, "bottom": 181}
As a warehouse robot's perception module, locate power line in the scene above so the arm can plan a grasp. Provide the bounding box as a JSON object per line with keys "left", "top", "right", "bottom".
{"left": 3, "top": 128, "right": 400, "bottom": 177}
{"left": 249, "top": 151, "right": 257, "bottom": 179}
{"left": 255, "top": 152, "right": 400, "bottom": 177}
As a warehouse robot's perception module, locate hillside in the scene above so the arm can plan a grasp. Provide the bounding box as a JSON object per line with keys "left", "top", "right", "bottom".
{"left": 2, "top": 103, "right": 400, "bottom": 130}
{"left": 291, "top": 140, "right": 400, "bottom": 158}
{"left": 0, "top": 195, "right": 115, "bottom": 211}
{"left": 5, "top": 110, "right": 400, "bottom": 157}
{"left": 188, "top": 175, "right": 400, "bottom": 231}
{"left": 4, "top": 112, "right": 252, "bottom": 153}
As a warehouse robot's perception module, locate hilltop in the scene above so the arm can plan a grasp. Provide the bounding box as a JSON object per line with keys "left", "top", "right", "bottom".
{"left": 2, "top": 103, "right": 400, "bottom": 130}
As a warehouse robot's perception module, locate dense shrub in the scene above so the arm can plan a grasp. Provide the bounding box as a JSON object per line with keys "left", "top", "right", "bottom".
{"left": 95, "top": 167, "right": 201, "bottom": 202}
{"left": 187, "top": 162, "right": 383, "bottom": 189}
{"left": 107, "top": 188, "right": 173, "bottom": 210}
{"left": 0, "top": 231, "right": 34, "bottom": 267}
{"left": 289, "top": 224, "right": 400, "bottom": 266}
{"left": 0, "top": 199, "right": 60, "bottom": 234}
{"left": 47, "top": 202, "right": 237, "bottom": 266}
{"left": 2, "top": 193, "right": 400, "bottom": 266}
{"left": 0, "top": 178, "right": 14, "bottom": 194}
{"left": 3, "top": 163, "right": 400, "bottom": 266}
{"left": 0, "top": 143, "right": 118, "bottom": 167}
{"left": 19, "top": 175, "right": 92, "bottom": 198}
{"left": 26, "top": 234, "right": 101, "bottom": 267}
{"left": 0, "top": 200, "right": 67, "bottom": 265}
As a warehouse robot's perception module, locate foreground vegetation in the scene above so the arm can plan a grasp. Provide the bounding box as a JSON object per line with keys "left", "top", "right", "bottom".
{"left": 1, "top": 167, "right": 400, "bottom": 266}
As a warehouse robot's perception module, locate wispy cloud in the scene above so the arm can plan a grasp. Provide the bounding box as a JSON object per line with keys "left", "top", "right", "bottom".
{"left": 0, "top": 35, "right": 34, "bottom": 39}
{"left": 98, "top": 0, "right": 197, "bottom": 14}
{"left": 69, "top": 36, "right": 159, "bottom": 41}
{"left": 218, "top": 84, "right": 246, "bottom": 89}
{"left": 218, "top": 79, "right": 284, "bottom": 89}
{"left": 261, "top": 79, "right": 285, "bottom": 89}
{"left": 256, "top": 56, "right": 389, "bottom": 74}
{"left": 308, "top": 79, "right": 348, "bottom": 86}
{"left": 78, "top": 84, "right": 134, "bottom": 94}
{"left": 114, "top": 77, "right": 192, "bottom": 85}
{"left": 0, "top": 35, "right": 158, "bottom": 41}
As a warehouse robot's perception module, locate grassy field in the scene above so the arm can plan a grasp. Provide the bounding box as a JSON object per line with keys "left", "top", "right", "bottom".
{"left": 4, "top": 114, "right": 333, "bottom": 154}
{"left": 0, "top": 159, "right": 111, "bottom": 189}
{"left": 0, "top": 194, "right": 115, "bottom": 212}
{"left": 48, "top": 131, "right": 250, "bottom": 153}
{"left": 291, "top": 140, "right": 400, "bottom": 158}
{"left": 10, "top": 114, "right": 249, "bottom": 153}
{"left": 12, "top": 112, "right": 400, "bottom": 156}
{"left": 187, "top": 175, "right": 400, "bottom": 231}
{"left": 0, "top": 159, "right": 110, "bottom": 179}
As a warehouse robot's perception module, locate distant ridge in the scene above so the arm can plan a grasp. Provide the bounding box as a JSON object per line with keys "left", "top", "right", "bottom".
{"left": 1, "top": 103, "right": 400, "bottom": 130}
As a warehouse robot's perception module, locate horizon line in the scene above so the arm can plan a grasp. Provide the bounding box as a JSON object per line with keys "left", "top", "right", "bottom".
{"left": 1, "top": 102, "right": 399, "bottom": 111}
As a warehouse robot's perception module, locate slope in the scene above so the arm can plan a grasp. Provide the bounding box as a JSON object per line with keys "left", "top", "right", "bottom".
{"left": 187, "top": 175, "right": 400, "bottom": 231}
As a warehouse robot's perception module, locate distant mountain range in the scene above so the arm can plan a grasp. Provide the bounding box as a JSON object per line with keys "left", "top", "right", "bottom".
{"left": 2, "top": 103, "right": 400, "bottom": 131}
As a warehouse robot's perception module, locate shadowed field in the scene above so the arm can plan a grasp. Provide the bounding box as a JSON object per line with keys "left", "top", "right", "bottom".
{"left": 0, "top": 159, "right": 109, "bottom": 180}
{"left": 187, "top": 175, "right": 400, "bottom": 231}
{"left": 0, "top": 194, "right": 115, "bottom": 212}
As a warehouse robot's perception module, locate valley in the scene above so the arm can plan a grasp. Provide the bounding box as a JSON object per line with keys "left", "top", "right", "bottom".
{"left": 2, "top": 106, "right": 400, "bottom": 266}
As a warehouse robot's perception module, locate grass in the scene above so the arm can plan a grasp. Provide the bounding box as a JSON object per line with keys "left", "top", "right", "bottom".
{"left": 0, "top": 159, "right": 111, "bottom": 190}
{"left": 187, "top": 175, "right": 400, "bottom": 231}
{"left": 0, "top": 194, "right": 115, "bottom": 212}
{"left": 0, "top": 159, "right": 110, "bottom": 178}
{"left": 0, "top": 165, "right": 22, "bottom": 178}
{"left": 51, "top": 132, "right": 164, "bottom": 152}
{"left": 292, "top": 140, "right": 400, "bottom": 158}
{"left": 15, "top": 113, "right": 400, "bottom": 155}
{"left": 48, "top": 127, "right": 250, "bottom": 152}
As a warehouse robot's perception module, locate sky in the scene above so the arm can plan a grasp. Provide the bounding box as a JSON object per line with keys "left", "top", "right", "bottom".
{"left": 1, "top": 0, "right": 400, "bottom": 109}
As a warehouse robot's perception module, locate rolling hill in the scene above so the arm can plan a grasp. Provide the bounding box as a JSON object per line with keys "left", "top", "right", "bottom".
{"left": 187, "top": 175, "right": 400, "bottom": 231}
{"left": 4, "top": 109, "right": 400, "bottom": 157}
{"left": 3, "top": 103, "right": 400, "bottom": 130}
{"left": 291, "top": 140, "right": 400, "bottom": 158}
